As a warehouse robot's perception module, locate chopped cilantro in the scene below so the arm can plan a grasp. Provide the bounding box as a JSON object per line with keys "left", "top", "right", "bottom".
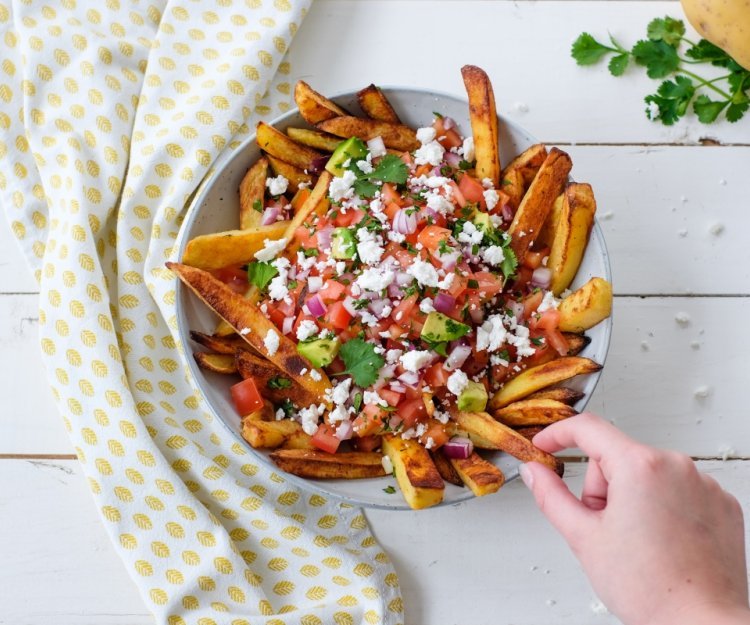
{"left": 352, "top": 392, "right": 363, "bottom": 412}
{"left": 268, "top": 376, "right": 293, "bottom": 390}
{"left": 437, "top": 238, "right": 451, "bottom": 255}
{"left": 531, "top": 337, "right": 545, "bottom": 346}
{"left": 432, "top": 111, "right": 443, "bottom": 119}
{"left": 467, "top": 279, "right": 479, "bottom": 289}
{"left": 303, "top": 247, "right": 319, "bottom": 257}
{"left": 246, "top": 261, "right": 278, "bottom": 290}
{"left": 353, "top": 299, "right": 370, "bottom": 310}
{"left": 337, "top": 338, "right": 385, "bottom": 387}
{"left": 458, "top": 159, "right": 473, "bottom": 171}
{"left": 350, "top": 154, "right": 409, "bottom": 199}
{"left": 383, "top": 485, "right": 396, "bottom": 494}
{"left": 252, "top": 199, "right": 263, "bottom": 213}
{"left": 279, "top": 399, "right": 295, "bottom": 417}
{"left": 287, "top": 280, "right": 298, "bottom": 289}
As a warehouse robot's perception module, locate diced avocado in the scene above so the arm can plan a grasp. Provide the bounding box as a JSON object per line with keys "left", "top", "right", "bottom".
{"left": 331, "top": 227, "right": 356, "bottom": 259}
{"left": 325, "top": 137, "right": 368, "bottom": 176}
{"left": 457, "top": 380, "right": 488, "bottom": 412}
{"left": 472, "top": 211, "right": 492, "bottom": 233}
{"left": 297, "top": 337, "right": 340, "bottom": 368}
{"left": 421, "top": 312, "right": 470, "bottom": 343}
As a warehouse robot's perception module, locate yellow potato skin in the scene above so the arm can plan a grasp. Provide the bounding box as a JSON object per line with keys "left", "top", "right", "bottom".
{"left": 681, "top": 0, "right": 750, "bottom": 71}
{"left": 558, "top": 277, "right": 613, "bottom": 333}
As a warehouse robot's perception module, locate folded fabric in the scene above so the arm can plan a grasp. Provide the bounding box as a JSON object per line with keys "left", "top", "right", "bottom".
{"left": 0, "top": 1, "right": 404, "bottom": 623}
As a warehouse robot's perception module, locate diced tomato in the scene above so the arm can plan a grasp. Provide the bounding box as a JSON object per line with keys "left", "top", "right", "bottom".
{"left": 534, "top": 309, "right": 561, "bottom": 331}
{"left": 470, "top": 271, "right": 504, "bottom": 297}
{"left": 379, "top": 389, "right": 402, "bottom": 407}
{"left": 523, "top": 247, "right": 550, "bottom": 270}
{"left": 522, "top": 290, "right": 544, "bottom": 318}
{"left": 382, "top": 183, "right": 404, "bottom": 207}
{"left": 325, "top": 300, "right": 353, "bottom": 330}
{"left": 402, "top": 382, "right": 424, "bottom": 401}
{"left": 512, "top": 266, "right": 533, "bottom": 292}
{"left": 290, "top": 187, "right": 311, "bottom": 212}
{"left": 311, "top": 423, "right": 341, "bottom": 454}
{"left": 391, "top": 294, "right": 418, "bottom": 328}
{"left": 353, "top": 435, "right": 382, "bottom": 452}
{"left": 419, "top": 420, "right": 450, "bottom": 449}
{"left": 423, "top": 362, "right": 451, "bottom": 388}
{"left": 418, "top": 225, "right": 452, "bottom": 252}
{"left": 267, "top": 306, "right": 287, "bottom": 330}
{"left": 458, "top": 173, "right": 486, "bottom": 208}
{"left": 545, "top": 328, "right": 569, "bottom": 356}
{"left": 230, "top": 377, "right": 264, "bottom": 416}
{"left": 437, "top": 128, "right": 462, "bottom": 150}
{"left": 387, "top": 323, "right": 407, "bottom": 339}
{"left": 213, "top": 266, "right": 248, "bottom": 294}
{"left": 295, "top": 226, "right": 314, "bottom": 249}
{"left": 383, "top": 241, "right": 414, "bottom": 269}
{"left": 353, "top": 404, "right": 387, "bottom": 437}
{"left": 446, "top": 274, "right": 468, "bottom": 299}
{"left": 383, "top": 201, "right": 401, "bottom": 221}
{"left": 398, "top": 397, "right": 428, "bottom": 429}
{"left": 318, "top": 280, "right": 346, "bottom": 303}
{"left": 398, "top": 152, "right": 414, "bottom": 167}
{"left": 463, "top": 348, "right": 489, "bottom": 376}
{"left": 446, "top": 180, "right": 466, "bottom": 208}
{"left": 333, "top": 208, "right": 364, "bottom": 227}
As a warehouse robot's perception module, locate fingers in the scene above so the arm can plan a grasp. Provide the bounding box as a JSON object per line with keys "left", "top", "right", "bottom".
{"left": 581, "top": 457, "right": 608, "bottom": 510}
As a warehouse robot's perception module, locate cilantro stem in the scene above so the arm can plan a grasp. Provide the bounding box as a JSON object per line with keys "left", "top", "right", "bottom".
{"left": 679, "top": 69, "right": 731, "bottom": 99}
{"left": 681, "top": 36, "right": 699, "bottom": 48}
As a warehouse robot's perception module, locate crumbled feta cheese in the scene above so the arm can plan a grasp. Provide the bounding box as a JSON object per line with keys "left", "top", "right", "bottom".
{"left": 387, "top": 230, "right": 406, "bottom": 243}
{"left": 483, "top": 188, "right": 500, "bottom": 210}
{"left": 481, "top": 177, "right": 493, "bottom": 189}
{"left": 310, "top": 369, "right": 322, "bottom": 381}
{"left": 537, "top": 291, "right": 560, "bottom": 314}
{"left": 424, "top": 436, "right": 435, "bottom": 450}
{"left": 407, "top": 258, "right": 439, "bottom": 287}
{"left": 379, "top": 305, "right": 392, "bottom": 319}
{"left": 296, "top": 319, "right": 318, "bottom": 341}
{"left": 415, "top": 422, "right": 427, "bottom": 438}
{"left": 357, "top": 266, "right": 395, "bottom": 292}
{"left": 332, "top": 379, "right": 351, "bottom": 405}
{"left": 239, "top": 327, "right": 251, "bottom": 336}
{"left": 462, "top": 136, "right": 475, "bottom": 161}
{"left": 364, "top": 390, "right": 388, "bottom": 407}
{"left": 329, "top": 170, "right": 357, "bottom": 202}
{"left": 425, "top": 192, "right": 454, "bottom": 215}
{"left": 386, "top": 349, "right": 403, "bottom": 364}
{"left": 267, "top": 256, "right": 291, "bottom": 302}
{"left": 434, "top": 409, "right": 450, "bottom": 424}
{"left": 477, "top": 315, "right": 507, "bottom": 353}
{"left": 481, "top": 245, "right": 505, "bottom": 267}
{"left": 507, "top": 324, "right": 535, "bottom": 359}
{"left": 416, "top": 126, "right": 437, "bottom": 144}
{"left": 263, "top": 329, "right": 280, "bottom": 356}
{"left": 399, "top": 350, "right": 433, "bottom": 372}
{"left": 414, "top": 140, "right": 445, "bottom": 167}
{"left": 356, "top": 227, "right": 385, "bottom": 265}
{"left": 356, "top": 157, "right": 374, "bottom": 174}
{"left": 419, "top": 298, "right": 435, "bottom": 314}
{"left": 381, "top": 455, "right": 393, "bottom": 474}
{"left": 359, "top": 310, "right": 379, "bottom": 327}
{"left": 254, "top": 237, "right": 288, "bottom": 262}
{"left": 299, "top": 403, "right": 326, "bottom": 435}
{"left": 437, "top": 272, "right": 455, "bottom": 291}
{"left": 307, "top": 275, "right": 323, "bottom": 293}
{"left": 266, "top": 174, "right": 289, "bottom": 196}
{"left": 329, "top": 405, "right": 349, "bottom": 423}
{"left": 447, "top": 370, "right": 469, "bottom": 396}
{"left": 457, "top": 221, "right": 483, "bottom": 245}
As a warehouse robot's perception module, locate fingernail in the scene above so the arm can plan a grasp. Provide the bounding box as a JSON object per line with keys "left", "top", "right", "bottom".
{"left": 519, "top": 463, "right": 534, "bottom": 490}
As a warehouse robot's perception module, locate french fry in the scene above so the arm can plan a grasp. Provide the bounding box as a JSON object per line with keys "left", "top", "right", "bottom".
{"left": 181, "top": 221, "right": 289, "bottom": 270}
{"left": 382, "top": 434, "right": 444, "bottom": 509}
{"left": 194, "top": 352, "right": 238, "bottom": 375}
{"left": 280, "top": 430, "right": 315, "bottom": 451}
{"left": 502, "top": 143, "right": 548, "bottom": 186}
{"left": 430, "top": 450, "right": 464, "bottom": 487}
{"left": 270, "top": 449, "right": 387, "bottom": 479}
{"left": 490, "top": 357, "right": 602, "bottom": 410}
{"left": 558, "top": 277, "right": 613, "bottom": 333}
{"left": 265, "top": 153, "right": 313, "bottom": 190}
{"left": 536, "top": 193, "right": 564, "bottom": 249}
{"left": 500, "top": 167, "right": 524, "bottom": 212}
{"left": 242, "top": 417, "right": 305, "bottom": 449}
{"left": 493, "top": 398, "right": 577, "bottom": 427}
{"left": 281, "top": 171, "right": 332, "bottom": 258}
{"left": 256, "top": 121, "right": 323, "bottom": 172}
{"left": 286, "top": 127, "right": 342, "bottom": 152}
{"left": 526, "top": 387, "right": 585, "bottom": 406}
{"left": 516, "top": 425, "right": 545, "bottom": 441}
{"left": 235, "top": 349, "right": 321, "bottom": 407}
{"left": 238, "top": 157, "right": 268, "bottom": 230}
{"left": 547, "top": 183, "right": 597, "bottom": 294}
{"left": 450, "top": 452, "right": 505, "bottom": 496}
{"left": 461, "top": 65, "right": 501, "bottom": 186}
{"left": 189, "top": 330, "right": 253, "bottom": 355}
{"left": 317, "top": 116, "right": 419, "bottom": 152}
{"left": 294, "top": 80, "right": 348, "bottom": 125}
{"left": 357, "top": 84, "right": 401, "bottom": 123}
{"left": 508, "top": 147, "right": 572, "bottom": 267}
{"left": 167, "top": 262, "right": 333, "bottom": 398}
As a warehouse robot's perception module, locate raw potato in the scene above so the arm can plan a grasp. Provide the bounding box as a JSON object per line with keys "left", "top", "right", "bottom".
{"left": 526, "top": 387, "right": 585, "bottom": 406}
{"left": 194, "top": 352, "right": 237, "bottom": 375}
{"left": 270, "top": 449, "right": 387, "bottom": 479}
{"left": 235, "top": 349, "right": 321, "bottom": 407}
{"left": 266, "top": 154, "right": 313, "bottom": 190}
{"left": 317, "top": 116, "right": 419, "bottom": 152}
{"left": 242, "top": 417, "right": 306, "bottom": 449}
{"left": 493, "top": 398, "right": 577, "bottom": 427}
{"left": 547, "top": 183, "right": 597, "bottom": 294}
{"left": 181, "top": 221, "right": 289, "bottom": 270}
{"left": 256, "top": 121, "right": 323, "bottom": 171}
{"left": 490, "top": 357, "right": 602, "bottom": 409}
{"left": 294, "top": 80, "right": 348, "bottom": 124}
{"left": 461, "top": 65, "right": 500, "bottom": 186}
{"left": 382, "top": 434, "right": 444, "bottom": 510}
{"left": 286, "top": 127, "right": 342, "bottom": 152}
{"left": 558, "top": 277, "right": 613, "bottom": 333}
{"left": 502, "top": 143, "right": 548, "bottom": 186}
{"left": 357, "top": 84, "right": 401, "bottom": 123}
{"left": 430, "top": 450, "right": 464, "bottom": 486}
{"left": 238, "top": 156, "right": 268, "bottom": 230}
{"left": 450, "top": 452, "right": 505, "bottom": 496}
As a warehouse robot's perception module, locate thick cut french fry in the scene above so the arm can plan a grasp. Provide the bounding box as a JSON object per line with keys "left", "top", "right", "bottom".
{"left": 461, "top": 65, "right": 500, "bottom": 186}
{"left": 265, "top": 153, "right": 313, "bottom": 190}
{"left": 548, "top": 183, "right": 597, "bottom": 294}
{"left": 558, "top": 277, "right": 613, "bottom": 333}
{"left": 382, "top": 434, "right": 444, "bottom": 509}
{"left": 502, "top": 143, "right": 548, "bottom": 186}
{"left": 270, "top": 449, "right": 387, "bottom": 479}
{"left": 235, "top": 349, "right": 321, "bottom": 407}
{"left": 294, "top": 80, "right": 348, "bottom": 125}
{"left": 357, "top": 84, "right": 401, "bottom": 123}
{"left": 490, "top": 357, "right": 602, "bottom": 410}
{"left": 256, "top": 121, "right": 323, "bottom": 172}
{"left": 493, "top": 398, "right": 577, "bottom": 427}
{"left": 189, "top": 330, "right": 253, "bottom": 355}
{"left": 317, "top": 117, "right": 419, "bottom": 152}
{"left": 194, "top": 352, "right": 237, "bottom": 375}
{"left": 501, "top": 167, "right": 524, "bottom": 212}
{"left": 515, "top": 425, "right": 545, "bottom": 441}
{"left": 280, "top": 430, "right": 315, "bottom": 451}
{"left": 238, "top": 157, "right": 268, "bottom": 230}
{"left": 508, "top": 148, "right": 572, "bottom": 267}
{"left": 242, "top": 417, "right": 305, "bottom": 449}
{"left": 537, "top": 193, "right": 564, "bottom": 249}
{"left": 526, "top": 387, "right": 585, "bottom": 406}
{"left": 450, "top": 452, "right": 505, "bottom": 496}
{"left": 181, "top": 221, "right": 289, "bottom": 270}
{"left": 286, "top": 127, "right": 342, "bottom": 152}
{"left": 167, "top": 262, "right": 332, "bottom": 398}
{"left": 430, "top": 450, "right": 464, "bottom": 486}
{"left": 282, "top": 171, "right": 332, "bottom": 258}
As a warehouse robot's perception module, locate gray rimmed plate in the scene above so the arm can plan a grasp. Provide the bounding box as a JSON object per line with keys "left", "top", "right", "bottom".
{"left": 175, "top": 87, "right": 612, "bottom": 510}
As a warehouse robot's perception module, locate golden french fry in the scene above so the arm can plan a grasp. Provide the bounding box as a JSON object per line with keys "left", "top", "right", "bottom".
{"left": 294, "top": 80, "right": 348, "bottom": 125}
{"left": 502, "top": 143, "right": 548, "bottom": 186}
{"left": 382, "top": 434, "right": 444, "bottom": 509}
{"left": 493, "top": 399, "right": 577, "bottom": 427}
{"left": 536, "top": 193, "right": 564, "bottom": 249}
{"left": 450, "top": 452, "right": 505, "bottom": 496}
{"left": 286, "top": 127, "right": 342, "bottom": 152}
{"left": 280, "top": 430, "right": 316, "bottom": 451}
{"left": 500, "top": 167, "right": 524, "bottom": 212}
{"left": 181, "top": 221, "right": 289, "bottom": 270}
{"left": 265, "top": 153, "right": 313, "bottom": 190}
{"left": 430, "top": 450, "right": 464, "bottom": 486}
{"left": 281, "top": 170, "right": 332, "bottom": 258}
{"left": 357, "top": 84, "right": 401, "bottom": 123}
{"left": 461, "top": 64, "right": 500, "bottom": 186}
{"left": 515, "top": 425, "right": 545, "bottom": 442}
{"left": 508, "top": 147, "right": 572, "bottom": 267}
{"left": 193, "top": 352, "right": 237, "bottom": 375}
{"left": 189, "top": 330, "right": 253, "bottom": 355}
{"left": 558, "top": 277, "right": 613, "bottom": 333}
{"left": 256, "top": 121, "right": 323, "bottom": 172}
{"left": 526, "top": 387, "right": 585, "bottom": 406}
{"left": 238, "top": 157, "right": 268, "bottom": 230}
{"left": 317, "top": 116, "right": 419, "bottom": 152}
{"left": 270, "top": 449, "right": 387, "bottom": 479}
{"left": 235, "top": 349, "right": 321, "bottom": 407}
{"left": 242, "top": 417, "right": 305, "bottom": 449}
{"left": 490, "top": 356, "right": 602, "bottom": 410}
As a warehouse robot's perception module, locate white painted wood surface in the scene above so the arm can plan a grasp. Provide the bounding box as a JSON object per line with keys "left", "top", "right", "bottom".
{"left": 1, "top": 0, "right": 749, "bottom": 624}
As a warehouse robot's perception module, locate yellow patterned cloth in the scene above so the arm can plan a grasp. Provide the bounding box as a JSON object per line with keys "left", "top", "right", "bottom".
{"left": 0, "top": 1, "right": 403, "bottom": 623}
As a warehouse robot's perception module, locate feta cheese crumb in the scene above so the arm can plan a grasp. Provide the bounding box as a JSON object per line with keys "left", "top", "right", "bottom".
{"left": 407, "top": 258, "right": 439, "bottom": 287}
{"left": 483, "top": 188, "right": 500, "bottom": 210}
{"left": 457, "top": 221, "right": 483, "bottom": 245}
{"left": 364, "top": 390, "right": 388, "bottom": 407}
{"left": 536, "top": 291, "right": 560, "bottom": 314}
{"left": 476, "top": 314, "right": 507, "bottom": 353}
{"left": 265, "top": 174, "right": 289, "bottom": 196}
{"left": 416, "top": 126, "right": 437, "bottom": 145}
{"left": 481, "top": 245, "right": 505, "bottom": 267}
{"left": 254, "top": 237, "right": 288, "bottom": 262}
{"left": 419, "top": 298, "right": 435, "bottom": 314}
{"left": 386, "top": 349, "right": 403, "bottom": 364}
{"left": 462, "top": 136, "right": 475, "bottom": 162}
{"left": 357, "top": 266, "right": 395, "bottom": 292}
{"left": 310, "top": 369, "right": 322, "bottom": 381}
{"left": 399, "top": 350, "right": 433, "bottom": 373}
{"left": 414, "top": 140, "right": 445, "bottom": 167}
{"left": 299, "top": 403, "right": 325, "bottom": 435}
{"left": 446, "top": 369, "right": 469, "bottom": 396}
{"left": 356, "top": 227, "right": 385, "bottom": 265}
{"left": 296, "top": 319, "right": 318, "bottom": 341}
{"left": 424, "top": 436, "right": 435, "bottom": 450}
{"left": 263, "top": 329, "right": 280, "bottom": 356}
{"left": 381, "top": 455, "right": 393, "bottom": 474}
{"left": 329, "top": 170, "right": 357, "bottom": 202}
{"left": 332, "top": 379, "right": 351, "bottom": 405}
{"left": 356, "top": 158, "right": 374, "bottom": 174}
{"left": 239, "top": 327, "right": 251, "bottom": 336}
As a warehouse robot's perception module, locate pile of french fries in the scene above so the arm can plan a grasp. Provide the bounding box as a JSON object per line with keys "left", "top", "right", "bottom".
{"left": 168, "top": 66, "right": 613, "bottom": 510}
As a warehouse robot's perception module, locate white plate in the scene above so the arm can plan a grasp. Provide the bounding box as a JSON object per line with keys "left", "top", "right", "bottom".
{"left": 175, "top": 88, "right": 613, "bottom": 510}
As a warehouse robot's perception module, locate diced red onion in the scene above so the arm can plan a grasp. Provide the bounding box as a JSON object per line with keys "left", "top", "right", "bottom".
{"left": 502, "top": 202, "right": 515, "bottom": 223}
{"left": 444, "top": 345, "right": 472, "bottom": 371}
{"left": 443, "top": 116, "right": 456, "bottom": 130}
{"left": 388, "top": 415, "right": 403, "bottom": 430}
{"left": 309, "top": 155, "right": 329, "bottom": 175}
{"left": 342, "top": 296, "right": 357, "bottom": 316}
{"left": 335, "top": 420, "right": 353, "bottom": 441}
{"left": 531, "top": 267, "right": 552, "bottom": 289}
{"left": 392, "top": 208, "right": 417, "bottom": 235}
{"left": 440, "top": 252, "right": 458, "bottom": 271}
{"left": 395, "top": 271, "right": 413, "bottom": 286}
{"left": 397, "top": 371, "right": 420, "bottom": 388}
{"left": 469, "top": 306, "right": 485, "bottom": 325}
{"left": 389, "top": 381, "right": 407, "bottom": 394}
{"left": 317, "top": 226, "right": 333, "bottom": 250}
{"left": 433, "top": 292, "right": 456, "bottom": 314}
{"left": 443, "top": 151, "right": 460, "bottom": 168}
{"left": 306, "top": 294, "right": 327, "bottom": 317}
{"left": 282, "top": 316, "right": 294, "bottom": 335}
{"left": 369, "top": 298, "right": 390, "bottom": 318}
{"left": 387, "top": 283, "right": 403, "bottom": 299}
{"left": 261, "top": 206, "right": 281, "bottom": 226}
{"left": 442, "top": 436, "right": 474, "bottom": 459}
{"left": 307, "top": 276, "right": 323, "bottom": 293}
{"left": 508, "top": 300, "right": 524, "bottom": 320}
{"left": 430, "top": 166, "right": 442, "bottom": 177}
{"left": 367, "top": 136, "right": 386, "bottom": 157}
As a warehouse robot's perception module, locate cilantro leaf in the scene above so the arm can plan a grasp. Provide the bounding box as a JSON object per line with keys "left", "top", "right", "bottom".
{"left": 338, "top": 338, "right": 385, "bottom": 388}
{"left": 608, "top": 53, "right": 629, "bottom": 76}
{"left": 370, "top": 154, "right": 409, "bottom": 185}
{"left": 644, "top": 76, "right": 695, "bottom": 124}
{"left": 352, "top": 178, "right": 378, "bottom": 198}
{"left": 383, "top": 485, "right": 396, "bottom": 494}
{"left": 726, "top": 98, "right": 749, "bottom": 123}
{"left": 685, "top": 39, "right": 733, "bottom": 67}
{"left": 500, "top": 246, "right": 518, "bottom": 280}
{"left": 646, "top": 16, "right": 685, "bottom": 47}
{"left": 252, "top": 199, "right": 263, "bottom": 213}
{"left": 571, "top": 33, "right": 612, "bottom": 65}
{"left": 267, "top": 376, "right": 292, "bottom": 390}
{"left": 632, "top": 39, "right": 680, "bottom": 78}
{"left": 693, "top": 94, "right": 728, "bottom": 124}
{"left": 246, "top": 261, "right": 278, "bottom": 290}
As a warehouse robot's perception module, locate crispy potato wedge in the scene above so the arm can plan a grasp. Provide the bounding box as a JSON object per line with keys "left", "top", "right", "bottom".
{"left": 270, "top": 449, "right": 387, "bottom": 479}
{"left": 294, "top": 80, "right": 348, "bottom": 125}
{"left": 238, "top": 157, "right": 268, "bottom": 230}
{"left": 516, "top": 425, "right": 545, "bottom": 441}
{"left": 189, "top": 330, "right": 253, "bottom": 355}
{"left": 493, "top": 398, "right": 577, "bottom": 427}
{"left": 166, "top": 262, "right": 332, "bottom": 398}
{"left": 256, "top": 121, "right": 323, "bottom": 172}
{"left": 280, "top": 430, "right": 316, "bottom": 451}
{"left": 502, "top": 143, "right": 548, "bottom": 186}
{"left": 453, "top": 411, "right": 557, "bottom": 470}
{"left": 357, "top": 84, "right": 401, "bottom": 123}
{"left": 282, "top": 171, "right": 332, "bottom": 258}
{"left": 500, "top": 167, "right": 524, "bottom": 212}
{"left": 461, "top": 65, "right": 500, "bottom": 186}
{"left": 490, "top": 356, "right": 602, "bottom": 410}
{"left": 558, "top": 277, "right": 613, "bottom": 333}
{"left": 265, "top": 153, "right": 313, "bottom": 190}
{"left": 382, "top": 434, "right": 444, "bottom": 510}
{"left": 317, "top": 116, "right": 419, "bottom": 152}
{"left": 286, "top": 127, "right": 342, "bottom": 152}
{"left": 537, "top": 192, "right": 563, "bottom": 249}
{"left": 194, "top": 352, "right": 237, "bottom": 375}
{"left": 526, "top": 387, "right": 585, "bottom": 406}
{"left": 450, "top": 452, "right": 505, "bottom": 496}
{"left": 430, "top": 450, "right": 464, "bottom": 487}
{"left": 181, "top": 221, "right": 289, "bottom": 270}
{"left": 242, "top": 417, "right": 305, "bottom": 449}
{"left": 508, "top": 148, "right": 572, "bottom": 267}
{"left": 548, "top": 183, "right": 597, "bottom": 294}
{"left": 235, "top": 349, "right": 321, "bottom": 406}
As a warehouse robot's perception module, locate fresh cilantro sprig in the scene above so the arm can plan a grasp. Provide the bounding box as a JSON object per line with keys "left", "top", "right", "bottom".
{"left": 349, "top": 154, "right": 409, "bottom": 198}
{"left": 246, "top": 261, "right": 278, "bottom": 290}
{"left": 336, "top": 338, "right": 385, "bottom": 388}
{"left": 572, "top": 16, "right": 750, "bottom": 124}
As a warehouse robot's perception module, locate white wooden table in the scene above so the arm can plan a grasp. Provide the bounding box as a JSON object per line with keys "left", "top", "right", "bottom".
{"left": 2, "top": 1, "right": 749, "bottom": 623}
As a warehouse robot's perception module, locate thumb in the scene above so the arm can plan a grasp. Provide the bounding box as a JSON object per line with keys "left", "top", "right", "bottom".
{"left": 520, "top": 461, "right": 595, "bottom": 546}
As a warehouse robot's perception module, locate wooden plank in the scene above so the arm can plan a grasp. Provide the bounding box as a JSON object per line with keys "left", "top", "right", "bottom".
{"left": 292, "top": 1, "right": 745, "bottom": 145}
{"left": 2, "top": 457, "right": 747, "bottom": 624}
